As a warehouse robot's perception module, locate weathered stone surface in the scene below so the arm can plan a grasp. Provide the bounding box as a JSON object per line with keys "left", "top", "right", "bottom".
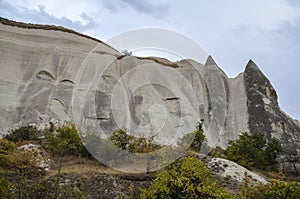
{"left": 200, "top": 155, "right": 268, "bottom": 190}
{"left": 0, "top": 20, "right": 119, "bottom": 132}
{"left": 0, "top": 19, "right": 299, "bottom": 173}
{"left": 244, "top": 60, "right": 300, "bottom": 174}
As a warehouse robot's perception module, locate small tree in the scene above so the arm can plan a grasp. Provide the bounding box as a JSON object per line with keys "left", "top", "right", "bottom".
{"left": 191, "top": 120, "right": 206, "bottom": 152}
{"left": 180, "top": 120, "right": 206, "bottom": 152}
{"left": 264, "top": 138, "right": 283, "bottom": 170}
{"left": 226, "top": 132, "right": 283, "bottom": 170}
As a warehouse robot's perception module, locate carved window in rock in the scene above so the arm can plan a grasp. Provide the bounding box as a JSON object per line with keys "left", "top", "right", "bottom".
{"left": 19, "top": 53, "right": 75, "bottom": 122}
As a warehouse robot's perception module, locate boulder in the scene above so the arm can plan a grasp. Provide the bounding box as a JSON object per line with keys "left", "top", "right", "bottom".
{"left": 204, "top": 156, "right": 268, "bottom": 189}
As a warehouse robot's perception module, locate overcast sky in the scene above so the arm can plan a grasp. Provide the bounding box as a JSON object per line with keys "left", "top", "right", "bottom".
{"left": 1, "top": 0, "right": 300, "bottom": 120}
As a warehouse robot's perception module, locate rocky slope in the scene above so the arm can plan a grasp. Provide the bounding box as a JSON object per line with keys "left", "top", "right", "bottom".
{"left": 0, "top": 18, "right": 299, "bottom": 173}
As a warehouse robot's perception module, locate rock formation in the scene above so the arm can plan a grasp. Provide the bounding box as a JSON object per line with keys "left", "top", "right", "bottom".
{"left": 0, "top": 18, "right": 299, "bottom": 173}
{"left": 201, "top": 156, "right": 268, "bottom": 189}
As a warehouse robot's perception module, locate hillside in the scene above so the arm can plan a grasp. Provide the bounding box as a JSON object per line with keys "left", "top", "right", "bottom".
{"left": 0, "top": 17, "right": 300, "bottom": 198}
{"left": 0, "top": 123, "right": 299, "bottom": 198}
{"left": 0, "top": 17, "right": 299, "bottom": 174}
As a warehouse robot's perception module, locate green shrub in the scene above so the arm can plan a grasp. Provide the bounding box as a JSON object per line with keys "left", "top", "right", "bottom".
{"left": 140, "top": 155, "right": 234, "bottom": 199}
{"left": 4, "top": 125, "right": 38, "bottom": 143}
{"left": 226, "top": 132, "right": 283, "bottom": 170}
{"left": 239, "top": 174, "right": 300, "bottom": 199}
{"left": 46, "top": 123, "right": 89, "bottom": 157}
{"left": 109, "top": 129, "right": 162, "bottom": 153}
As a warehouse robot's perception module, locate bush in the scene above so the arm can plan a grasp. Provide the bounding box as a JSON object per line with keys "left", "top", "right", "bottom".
{"left": 0, "top": 139, "right": 17, "bottom": 168}
{"left": 109, "top": 129, "right": 162, "bottom": 153}
{"left": 239, "top": 174, "right": 300, "bottom": 199}
{"left": 226, "top": 132, "right": 283, "bottom": 170}
{"left": 4, "top": 125, "right": 38, "bottom": 143}
{"left": 0, "top": 139, "right": 16, "bottom": 158}
{"left": 140, "top": 155, "right": 234, "bottom": 199}
{"left": 46, "top": 123, "right": 89, "bottom": 157}
{"left": 2, "top": 149, "right": 45, "bottom": 174}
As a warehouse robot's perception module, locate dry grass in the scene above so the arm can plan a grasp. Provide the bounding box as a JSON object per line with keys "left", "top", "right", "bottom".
{"left": 48, "top": 155, "right": 120, "bottom": 177}
{"left": 250, "top": 167, "right": 300, "bottom": 182}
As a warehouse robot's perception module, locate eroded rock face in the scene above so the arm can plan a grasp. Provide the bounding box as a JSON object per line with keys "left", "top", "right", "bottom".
{"left": 0, "top": 19, "right": 299, "bottom": 173}
{"left": 244, "top": 60, "right": 300, "bottom": 174}
{"left": 0, "top": 20, "right": 119, "bottom": 131}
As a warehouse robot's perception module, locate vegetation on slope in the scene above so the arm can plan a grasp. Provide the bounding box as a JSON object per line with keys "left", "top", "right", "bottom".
{"left": 239, "top": 173, "right": 300, "bottom": 199}
{"left": 226, "top": 132, "right": 283, "bottom": 170}
{"left": 109, "top": 128, "right": 162, "bottom": 153}
{"left": 0, "top": 122, "right": 299, "bottom": 198}
{"left": 46, "top": 123, "right": 90, "bottom": 157}
{"left": 140, "top": 155, "right": 234, "bottom": 199}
